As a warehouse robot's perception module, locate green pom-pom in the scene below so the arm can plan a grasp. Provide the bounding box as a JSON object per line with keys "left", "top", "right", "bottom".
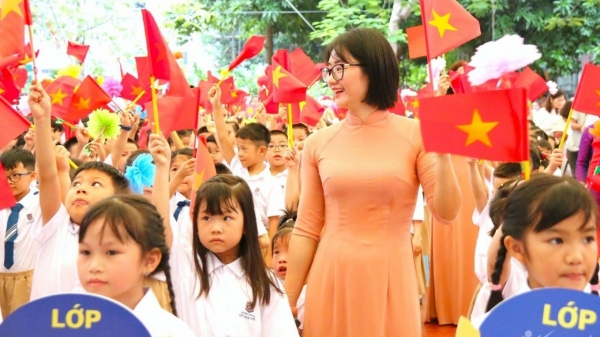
{"left": 87, "top": 109, "right": 121, "bottom": 140}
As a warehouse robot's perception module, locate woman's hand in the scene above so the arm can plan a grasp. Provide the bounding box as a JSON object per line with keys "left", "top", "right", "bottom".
{"left": 411, "top": 236, "right": 422, "bottom": 257}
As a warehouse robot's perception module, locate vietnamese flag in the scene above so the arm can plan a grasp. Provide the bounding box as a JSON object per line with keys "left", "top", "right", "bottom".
{"left": 297, "top": 95, "right": 324, "bottom": 127}
{"left": 407, "top": 25, "right": 427, "bottom": 59}
{"left": 46, "top": 76, "right": 79, "bottom": 118}
{"left": 0, "top": 95, "right": 30, "bottom": 149}
{"left": 572, "top": 63, "right": 600, "bottom": 117}
{"left": 228, "top": 35, "right": 265, "bottom": 71}
{"left": 513, "top": 67, "right": 549, "bottom": 102}
{"left": 120, "top": 72, "right": 151, "bottom": 105}
{"left": 272, "top": 60, "right": 306, "bottom": 104}
{"left": 0, "top": 162, "right": 16, "bottom": 210}
{"left": 141, "top": 9, "right": 192, "bottom": 98}
{"left": 11, "top": 67, "right": 27, "bottom": 89}
{"left": 22, "top": 0, "right": 32, "bottom": 25}
{"left": 0, "top": 68, "right": 20, "bottom": 103}
{"left": 389, "top": 92, "right": 406, "bottom": 116}
{"left": 0, "top": 0, "right": 26, "bottom": 58}
{"left": 419, "top": 88, "right": 529, "bottom": 161}
{"left": 288, "top": 48, "right": 323, "bottom": 87}
{"left": 190, "top": 135, "right": 217, "bottom": 209}
{"left": 62, "top": 76, "right": 112, "bottom": 123}
{"left": 227, "top": 89, "right": 248, "bottom": 109}
{"left": 67, "top": 41, "right": 90, "bottom": 64}
{"left": 421, "top": 0, "right": 481, "bottom": 59}
{"left": 144, "top": 88, "right": 199, "bottom": 137}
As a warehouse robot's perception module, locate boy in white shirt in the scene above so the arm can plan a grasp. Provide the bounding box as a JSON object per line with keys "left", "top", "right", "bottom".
{"left": 266, "top": 130, "right": 289, "bottom": 191}
{"left": 0, "top": 149, "right": 40, "bottom": 318}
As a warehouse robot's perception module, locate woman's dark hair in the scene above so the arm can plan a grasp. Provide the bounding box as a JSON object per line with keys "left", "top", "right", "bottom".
{"left": 191, "top": 175, "right": 282, "bottom": 308}
{"left": 324, "top": 28, "right": 399, "bottom": 110}
{"left": 486, "top": 175, "right": 598, "bottom": 312}
{"left": 74, "top": 161, "right": 130, "bottom": 194}
{"left": 543, "top": 90, "right": 565, "bottom": 112}
{"left": 559, "top": 100, "right": 573, "bottom": 120}
{"left": 79, "top": 195, "right": 177, "bottom": 315}
{"left": 449, "top": 60, "right": 467, "bottom": 72}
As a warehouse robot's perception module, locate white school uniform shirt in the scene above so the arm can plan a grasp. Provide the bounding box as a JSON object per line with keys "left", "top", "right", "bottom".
{"left": 0, "top": 188, "right": 41, "bottom": 273}
{"left": 134, "top": 288, "right": 195, "bottom": 337}
{"left": 273, "top": 169, "right": 288, "bottom": 192}
{"left": 170, "top": 240, "right": 298, "bottom": 337}
{"left": 30, "top": 205, "right": 79, "bottom": 300}
{"left": 470, "top": 258, "right": 527, "bottom": 321}
{"left": 170, "top": 192, "right": 194, "bottom": 255}
{"left": 229, "top": 156, "right": 285, "bottom": 230}
{"left": 472, "top": 202, "right": 495, "bottom": 285}
{"left": 297, "top": 285, "right": 307, "bottom": 329}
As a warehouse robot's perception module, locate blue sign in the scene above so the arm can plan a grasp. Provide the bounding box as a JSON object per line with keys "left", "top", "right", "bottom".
{"left": 481, "top": 288, "right": 600, "bottom": 337}
{"left": 0, "top": 293, "right": 151, "bottom": 336}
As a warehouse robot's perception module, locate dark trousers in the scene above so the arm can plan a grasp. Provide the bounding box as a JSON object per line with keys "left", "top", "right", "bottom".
{"left": 567, "top": 150, "right": 578, "bottom": 178}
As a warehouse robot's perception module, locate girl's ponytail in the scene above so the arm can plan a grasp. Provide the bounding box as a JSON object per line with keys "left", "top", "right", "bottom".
{"left": 485, "top": 237, "right": 508, "bottom": 313}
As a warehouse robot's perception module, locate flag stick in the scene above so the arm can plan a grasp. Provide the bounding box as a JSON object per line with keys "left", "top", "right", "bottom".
{"left": 287, "top": 103, "right": 294, "bottom": 148}
{"left": 123, "top": 90, "right": 146, "bottom": 112}
{"left": 216, "top": 71, "right": 230, "bottom": 86}
{"left": 150, "top": 76, "right": 160, "bottom": 133}
{"left": 558, "top": 108, "right": 573, "bottom": 151}
{"left": 521, "top": 161, "right": 530, "bottom": 180}
{"left": 27, "top": 25, "right": 38, "bottom": 82}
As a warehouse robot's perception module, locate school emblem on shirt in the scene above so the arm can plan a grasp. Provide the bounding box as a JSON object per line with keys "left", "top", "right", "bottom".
{"left": 26, "top": 214, "right": 33, "bottom": 225}
{"left": 254, "top": 187, "right": 260, "bottom": 196}
{"left": 239, "top": 302, "right": 256, "bottom": 321}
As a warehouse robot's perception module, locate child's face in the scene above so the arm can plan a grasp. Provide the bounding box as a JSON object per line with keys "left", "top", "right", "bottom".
{"left": 266, "top": 134, "right": 288, "bottom": 168}
{"left": 78, "top": 219, "right": 159, "bottom": 310}
{"left": 292, "top": 129, "right": 308, "bottom": 147}
{"left": 5, "top": 163, "right": 35, "bottom": 201}
{"left": 226, "top": 124, "right": 237, "bottom": 147}
{"left": 169, "top": 155, "right": 193, "bottom": 199}
{"left": 180, "top": 136, "right": 191, "bottom": 148}
{"left": 66, "top": 170, "right": 116, "bottom": 225}
{"left": 196, "top": 200, "right": 244, "bottom": 264}
{"left": 236, "top": 138, "right": 265, "bottom": 169}
{"left": 51, "top": 130, "right": 63, "bottom": 142}
{"left": 272, "top": 237, "right": 289, "bottom": 280}
{"left": 117, "top": 143, "right": 139, "bottom": 172}
{"left": 207, "top": 142, "right": 223, "bottom": 165}
{"left": 508, "top": 211, "right": 598, "bottom": 291}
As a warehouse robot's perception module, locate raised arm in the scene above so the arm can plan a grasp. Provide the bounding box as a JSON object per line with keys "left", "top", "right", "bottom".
{"left": 29, "top": 84, "right": 62, "bottom": 225}
{"left": 468, "top": 159, "right": 488, "bottom": 213}
{"left": 209, "top": 86, "right": 236, "bottom": 164}
{"left": 110, "top": 112, "right": 134, "bottom": 167}
{"left": 148, "top": 133, "right": 173, "bottom": 248}
{"left": 284, "top": 145, "right": 302, "bottom": 211}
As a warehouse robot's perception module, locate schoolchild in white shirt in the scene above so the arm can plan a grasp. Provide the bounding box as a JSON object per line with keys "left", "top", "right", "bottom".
{"left": 206, "top": 135, "right": 225, "bottom": 165}
{"left": 29, "top": 84, "right": 131, "bottom": 300}
{"left": 77, "top": 195, "right": 194, "bottom": 337}
{"left": 266, "top": 130, "right": 289, "bottom": 191}
{"left": 171, "top": 174, "right": 298, "bottom": 336}
{"left": 168, "top": 148, "right": 195, "bottom": 254}
{"left": 473, "top": 175, "right": 599, "bottom": 326}
{"left": 0, "top": 149, "right": 40, "bottom": 317}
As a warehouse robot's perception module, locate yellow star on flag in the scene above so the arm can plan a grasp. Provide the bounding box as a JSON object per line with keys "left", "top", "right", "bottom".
{"left": 131, "top": 85, "right": 143, "bottom": 96}
{"left": 73, "top": 97, "right": 91, "bottom": 111}
{"left": 412, "top": 100, "right": 420, "bottom": 108}
{"left": 428, "top": 10, "right": 458, "bottom": 38}
{"left": 50, "top": 88, "right": 68, "bottom": 106}
{"left": 299, "top": 101, "right": 306, "bottom": 112}
{"left": 0, "top": 87, "right": 4, "bottom": 94}
{"left": 0, "top": 0, "right": 24, "bottom": 20}
{"left": 456, "top": 109, "right": 499, "bottom": 147}
{"left": 273, "top": 66, "right": 287, "bottom": 89}
{"left": 231, "top": 91, "right": 237, "bottom": 98}
{"left": 596, "top": 89, "right": 600, "bottom": 106}
{"left": 192, "top": 169, "right": 205, "bottom": 191}
{"left": 19, "top": 53, "right": 32, "bottom": 65}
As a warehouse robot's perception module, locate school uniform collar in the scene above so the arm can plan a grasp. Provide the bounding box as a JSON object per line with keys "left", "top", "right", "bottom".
{"left": 346, "top": 110, "right": 389, "bottom": 125}
{"left": 133, "top": 288, "right": 160, "bottom": 316}
{"left": 17, "top": 187, "right": 39, "bottom": 210}
{"left": 174, "top": 191, "right": 189, "bottom": 203}
{"left": 206, "top": 252, "right": 244, "bottom": 278}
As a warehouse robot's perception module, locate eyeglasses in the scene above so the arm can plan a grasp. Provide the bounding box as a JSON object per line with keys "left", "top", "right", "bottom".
{"left": 321, "top": 63, "right": 363, "bottom": 82}
{"left": 6, "top": 172, "right": 32, "bottom": 183}
{"left": 268, "top": 144, "right": 288, "bottom": 151}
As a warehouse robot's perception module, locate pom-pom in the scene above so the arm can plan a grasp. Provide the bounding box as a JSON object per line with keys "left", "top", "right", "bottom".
{"left": 95, "top": 75, "right": 104, "bottom": 86}
{"left": 124, "top": 154, "right": 156, "bottom": 194}
{"left": 101, "top": 76, "right": 123, "bottom": 98}
{"left": 400, "top": 89, "right": 417, "bottom": 101}
{"left": 87, "top": 108, "right": 121, "bottom": 140}
{"left": 546, "top": 81, "right": 558, "bottom": 96}
{"left": 426, "top": 57, "right": 446, "bottom": 90}
{"left": 57, "top": 65, "right": 82, "bottom": 79}
{"left": 468, "top": 35, "right": 541, "bottom": 86}
{"left": 174, "top": 51, "right": 183, "bottom": 59}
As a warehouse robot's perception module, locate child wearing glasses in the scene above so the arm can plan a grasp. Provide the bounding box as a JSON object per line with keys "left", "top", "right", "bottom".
{"left": 0, "top": 149, "right": 39, "bottom": 318}
{"left": 266, "top": 130, "right": 289, "bottom": 191}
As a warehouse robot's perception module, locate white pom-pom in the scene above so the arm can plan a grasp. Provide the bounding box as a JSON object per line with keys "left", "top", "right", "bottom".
{"left": 547, "top": 81, "right": 558, "bottom": 95}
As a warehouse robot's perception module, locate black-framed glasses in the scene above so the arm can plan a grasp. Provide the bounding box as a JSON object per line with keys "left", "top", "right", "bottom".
{"left": 321, "top": 63, "right": 363, "bottom": 81}
{"left": 6, "top": 172, "right": 32, "bottom": 183}
{"left": 268, "top": 144, "right": 288, "bottom": 151}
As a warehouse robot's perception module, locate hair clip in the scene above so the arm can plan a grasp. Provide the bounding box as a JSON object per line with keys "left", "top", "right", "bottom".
{"left": 591, "top": 285, "right": 599, "bottom": 292}
{"left": 489, "top": 283, "right": 502, "bottom": 291}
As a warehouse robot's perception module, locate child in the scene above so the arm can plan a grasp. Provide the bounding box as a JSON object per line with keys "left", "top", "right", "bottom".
{"left": 266, "top": 130, "right": 288, "bottom": 190}
{"left": 78, "top": 195, "right": 194, "bottom": 336}
{"left": 291, "top": 123, "right": 309, "bottom": 148}
{"left": 206, "top": 135, "right": 224, "bottom": 165}
{"left": 272, "top": 212, "right": 305, "bottom": 331}
{"left": 209, "top": 86, "right": 284, "bottom": 241}
{"left": 0, "top": 149, "right": 39, "bottom": 318}
{"left": 474, "top": 175, "right": 599, "bottom": 325}
{"left": 168, "top": 148, "right": 195, "bottom": 254}
{"left": 28, "top": 84, "right": 131, "bottom": 300}
{"left": 170, "top": 175, "right": 298, "bottom": 336}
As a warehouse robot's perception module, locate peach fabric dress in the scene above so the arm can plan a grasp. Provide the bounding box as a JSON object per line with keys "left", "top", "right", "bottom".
{"left": 294, "top": 111, "right": 451, "bottom": 337}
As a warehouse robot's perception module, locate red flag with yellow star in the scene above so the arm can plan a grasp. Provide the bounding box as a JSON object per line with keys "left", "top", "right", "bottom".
{"left": 0, "top": 68, "right": 20, "bottom": 103}
{"left": 572, "top": 63, "right": 600, "bottom": 117}
{"left": 144, "top": 88, "right": 199, "bottom": 137}
{"left": 190, "top": 135, "right": 217, "bottom": 209}
{"left": 62, "top": 76, "right": 111, "bottom": 123}
{"left": 0, "top": 95, "right": 30, "bottom": 149}
{"left": 513, "top": 67, "right": 549, "bottom": 102}
{"left": 419, "top": 88, "right": 529, "bottom": 161}
{"left": 420, "top": 0, "right": 480, "bottom": 59}
{"left": 141, "top": 9, "right": 192, "bottom": 98}
{"left": 0, "top": 0, "right": 26, "bottom": 58}
{"left": 120, "top": 72, "right": 151, "bottom": 105}
{"left": 407, "top": 25, "right": 427, "bottom": 59}
{"left": 272, "top": 60, "right": 306, "bottom": 104}
{"left": 66, "top": 41, "right": 90, "bottom": 64}
{"left": 45, "top": 76, "right": 79, "bottom": 118}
